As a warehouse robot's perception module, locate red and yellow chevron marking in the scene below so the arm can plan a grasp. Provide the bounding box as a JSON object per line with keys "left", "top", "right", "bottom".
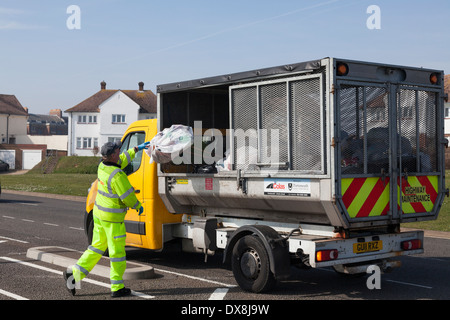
{"left": 342, "top": 177, "right": 390, "bottom": 218}
{"left": 341, "top": 176, "right": 438, "bottom": 218}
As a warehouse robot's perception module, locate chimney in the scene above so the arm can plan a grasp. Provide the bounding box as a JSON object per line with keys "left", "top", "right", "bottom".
{"left": 23, "top": 107, "right": 28, "bottom": 114}
{"left": 49, "top": 109, "right": 62, "bottom": 118}
{"left": 138, "top": 81, "right": 144, "bottom": 91}
{"left": 101, "top": 81, "right": 106, "bottom": 90}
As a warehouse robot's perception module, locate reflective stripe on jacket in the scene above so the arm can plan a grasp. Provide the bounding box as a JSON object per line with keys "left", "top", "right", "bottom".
{"left": 94, "top": 148, "right": 141, "bottom": 222}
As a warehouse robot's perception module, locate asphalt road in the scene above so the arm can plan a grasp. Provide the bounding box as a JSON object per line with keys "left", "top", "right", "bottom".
{"left": 1, "top": 191, "right": 449, "bottom": 307}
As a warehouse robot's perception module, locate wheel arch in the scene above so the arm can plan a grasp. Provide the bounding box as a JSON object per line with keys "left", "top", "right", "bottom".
{"left": 223, "top": 224, "right": 291, "bottom": 280}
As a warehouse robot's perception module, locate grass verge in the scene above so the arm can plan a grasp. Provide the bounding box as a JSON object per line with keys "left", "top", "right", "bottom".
{"left": 0, "top": 173, "right": 97, "bottom": 197}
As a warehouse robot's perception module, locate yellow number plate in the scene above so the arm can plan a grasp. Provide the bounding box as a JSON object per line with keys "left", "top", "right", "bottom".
{"left": 353, "top": 240, "right": 383, "bottom": 254}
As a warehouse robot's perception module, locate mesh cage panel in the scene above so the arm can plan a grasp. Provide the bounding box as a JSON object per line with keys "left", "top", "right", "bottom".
{"left": 417, "top": 90, "right": 438, "bottom": 172}
{"left": 260, "top": 83, "right": 288, "bottom": 168}
{"left": 339, "top": 85, "right": 364, "bottom": 174}
{"left": 231, "top": 74, "right": 324, "bottom": 173}
{"left": 232, "top": 86, "right": 258, "bottom": 170}
{"left": 339, "top": 85, "right": 389, "bottom": 175}
{"left": 398, "top": 88, "right": 438, "bottom": 173}
{"left": 365, "top": 86, "right": 389, "bottom": 174}
{"left": 290, "top": 77, "right": 322, "bottom": 172}
{"left": 398, "top": 89, "right": 418, "bottom": 172}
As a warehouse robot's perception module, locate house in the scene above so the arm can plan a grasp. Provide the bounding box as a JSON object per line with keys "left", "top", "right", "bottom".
{"left": 0, "top": 94, "right": 47, "bottom": 170}
{"left": 27, "top": 109, "right": 68, "bottom": 136}
{"left": 0, "top": 94, "right": 28, "bottom": 144}
{"left": 15, "top": 108, "right": 69, "bottom": 157}
{"left": 65, "top": 81, "right": 157, "bottom": 156}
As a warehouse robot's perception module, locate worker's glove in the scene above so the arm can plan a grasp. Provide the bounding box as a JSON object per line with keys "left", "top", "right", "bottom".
{"left": 138, "top": 206, "right": 144, "bottom": 215}
{"left": 137, "top": 142, "right": 150, "bottom": 151}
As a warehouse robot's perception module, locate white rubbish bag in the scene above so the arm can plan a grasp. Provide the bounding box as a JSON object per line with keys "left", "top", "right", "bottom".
{"left": 146, "top": 125, "right": 193, "bottom": 164}
{"left": 216, "top": 149, "right": 232, "bottom": 172}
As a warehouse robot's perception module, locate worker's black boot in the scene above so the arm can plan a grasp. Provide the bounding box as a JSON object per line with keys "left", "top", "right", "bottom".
{"left": 63, "top": 269, "right": 76, "bottom": 296}
{"left": 111, "top": 287, "right": 131, "bottom": 298}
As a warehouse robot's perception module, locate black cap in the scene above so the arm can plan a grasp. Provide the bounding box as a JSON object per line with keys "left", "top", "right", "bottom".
{"left": 101, "top": 141, "right": 122, "bottom": 157}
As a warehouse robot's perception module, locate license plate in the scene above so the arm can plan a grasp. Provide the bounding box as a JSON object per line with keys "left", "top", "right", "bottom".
{"left": 353, "top": 240, "right": 383, "bottom": 254}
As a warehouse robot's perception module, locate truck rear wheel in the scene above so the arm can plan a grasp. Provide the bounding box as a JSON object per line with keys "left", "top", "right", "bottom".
{"left": 231, "top": 235, "right": 276, "bottom": 293}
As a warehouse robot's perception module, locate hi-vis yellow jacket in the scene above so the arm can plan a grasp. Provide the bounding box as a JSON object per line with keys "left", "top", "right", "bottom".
{"left": 94, "top": 148, "right": 142, "bottom": 222}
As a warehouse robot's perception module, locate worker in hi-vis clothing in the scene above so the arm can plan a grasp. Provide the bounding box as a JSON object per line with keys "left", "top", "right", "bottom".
{"left": 64, "top": 140, "right": 149, "bottom": 298}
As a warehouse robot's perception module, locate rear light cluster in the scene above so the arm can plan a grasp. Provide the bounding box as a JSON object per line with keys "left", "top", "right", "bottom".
{"left": 316, "top": 249, "right": 338, "bottom": 262}
{"left": 401, "top": 239, "right": 422, "bottom": 251}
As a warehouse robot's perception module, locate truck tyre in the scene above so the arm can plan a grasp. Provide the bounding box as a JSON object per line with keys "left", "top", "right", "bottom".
{"left": 231, "top": 235, "right": 276, "bottom": 293}
{"left": 86, "top": 213, "right": 94, "bottom": 245}
{"left": 86, "top": 212, "right": 109, "bottom": 256}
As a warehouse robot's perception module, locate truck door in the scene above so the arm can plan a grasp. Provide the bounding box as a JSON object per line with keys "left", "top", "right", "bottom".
{"left": 336, "top": 81, "right": 443, "bottom": 224}
{"left": 119, "top": 130, "right": 147, "bottom": 246}
{"left": 396, "top": 86, "right": 441, "bottom": 219}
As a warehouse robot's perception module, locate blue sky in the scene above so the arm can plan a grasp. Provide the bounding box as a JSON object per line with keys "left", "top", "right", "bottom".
{"left": 0, "top": 0, "right": 449, "bottom": 115}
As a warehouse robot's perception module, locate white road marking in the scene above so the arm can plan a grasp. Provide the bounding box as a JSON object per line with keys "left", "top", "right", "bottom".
{"left": 208, "top": 288, "right": 229, "bottom": 300}
{"left": 3, "top": 215, "right": 78, "bottom": 230}
{"left": 44, "top": 223, "right": 59, "bottom": 227}
{"left": 318, "top": 266, "right": 434, "bottom": 289}
{"left": 386, "top": 279, "right": 432, "bottom": 289}
{"left": 154, "top": 267, "right": 237, "bottom": 288}
{"left": 0, "top": 236, "right": 28, "bottom": 243}
{"left": 0, "top": 289, "right": 28, "bottom": 300}
{"left": 0, "top": 256, "right": 154, "bottom": 299}
{"left": 19, "top": 203, "right": 38, "bottom": 206}
{"left": 69, "top": 227, "right": 83, "bottom": 231}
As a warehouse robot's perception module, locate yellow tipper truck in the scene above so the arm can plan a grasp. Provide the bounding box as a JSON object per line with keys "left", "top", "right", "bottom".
{"left": 84, "top": 57, "right": 447, "bottom": 293}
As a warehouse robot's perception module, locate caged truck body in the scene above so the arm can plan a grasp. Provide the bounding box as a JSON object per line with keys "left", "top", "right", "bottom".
{"left": 84, "top": 57, "right": 447, "bottom": 293}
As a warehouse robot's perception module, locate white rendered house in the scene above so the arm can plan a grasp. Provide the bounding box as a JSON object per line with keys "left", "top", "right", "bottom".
{"left": 65, "top": 81, "right": 156, "bottom": 156}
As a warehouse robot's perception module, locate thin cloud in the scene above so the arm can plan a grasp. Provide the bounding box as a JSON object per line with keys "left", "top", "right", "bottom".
{"left": 0, "top": 7, "right": 46, "bottom": 30}
{"left": 0, "top": 7, "right": 25, "bottom": 15}
{"left": 0, "top": 22, "right": 44, "bottom": 30}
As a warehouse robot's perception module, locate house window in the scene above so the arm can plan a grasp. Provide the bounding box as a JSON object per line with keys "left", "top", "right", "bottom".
{"left": 83, "top": 137, "right": 92, "bottom": 149}
{"left": 78, "top": 115, "right": 97, "bottom": 123}
{"left": 108, "top": 137, "right": 121, "bottom": 143}
{"left": 400, "top": 106, "right": 413, "bottom": 120}
{"left": 77, "top": 137, "right": 97, "bottom": 149}
{"left": 112, "top": 114, "right": 126, "bottom": 123}
{"left": 445, "top": 107, "right": 450, "bottom": 118}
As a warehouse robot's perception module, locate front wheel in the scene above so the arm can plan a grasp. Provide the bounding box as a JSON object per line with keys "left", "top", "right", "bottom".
{"left": 86, "top": 212, "right": 94, "bottom": 245}
{"left": 231, "top": 235, "right": 276, "bottom": 293}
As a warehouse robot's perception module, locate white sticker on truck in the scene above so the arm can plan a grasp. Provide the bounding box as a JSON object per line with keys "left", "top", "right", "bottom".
{"left": 263, "top": 178, "right": 311, "bottom": 197}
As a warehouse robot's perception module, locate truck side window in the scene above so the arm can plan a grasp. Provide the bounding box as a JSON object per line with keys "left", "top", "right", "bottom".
{"left": 120, "top": 131, "right": 146, "bottom": 176}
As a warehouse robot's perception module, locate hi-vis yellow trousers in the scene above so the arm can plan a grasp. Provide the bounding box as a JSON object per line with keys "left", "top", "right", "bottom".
{"left": 73, "top": 216, "right": 127, "bottom": 292}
